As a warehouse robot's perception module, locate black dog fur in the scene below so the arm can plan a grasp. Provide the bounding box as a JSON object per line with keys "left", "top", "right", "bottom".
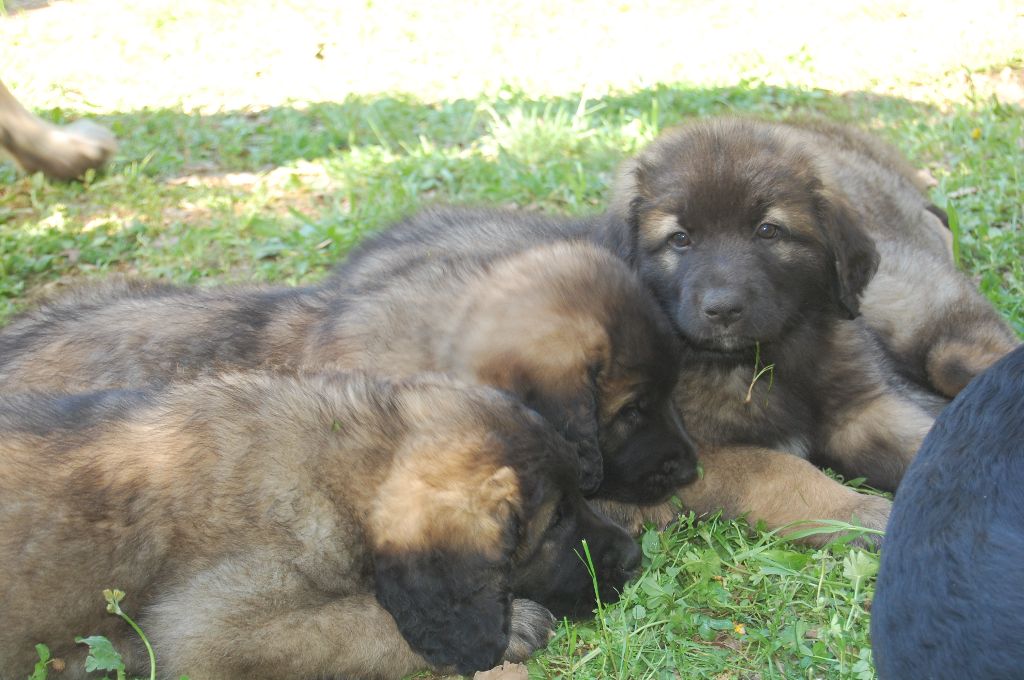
{"left": 872, "top": 345, "right": 1024, "bottom": 679}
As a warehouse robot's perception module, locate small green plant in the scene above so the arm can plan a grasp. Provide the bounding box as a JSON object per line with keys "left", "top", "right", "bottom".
{"left": 946, "top": 200, "right": 962, "bottom": 267}
{"left": 27, "top": 643, "right": 51, "bottom": 680}
{"left": 74, "top": 589, "right": 158, "bottom": 680}
{"left": 744, "top": 341, "right": 775, "bottom": 404}
{"left": 76, "top": 634, "right": 127, "bottom": 680}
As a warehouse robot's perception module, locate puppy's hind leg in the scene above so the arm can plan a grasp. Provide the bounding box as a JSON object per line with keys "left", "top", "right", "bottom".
{"left": 861, "top": 240, "right": 1020, "bottom": 398}
{"left": 0, "top": 79, "right": 116, "bottom": 180}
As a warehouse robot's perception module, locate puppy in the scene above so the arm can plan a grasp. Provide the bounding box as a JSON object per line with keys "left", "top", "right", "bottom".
{"left": 0, "top": 242, "right": 698, "bottom": 503}
{"left": 0, "top": 371, "right": 640, "bottom": 680}
{"left": 330, "top": 206, "right": 893, "bottom": 543}
{"left": 614, "top": 117, "right": 943, "bottom": 487}
{"left": 0, "top": 78, "right": 116, "bottom": 180}
{"left": 871, "top": 345, "right": 1024, "bottom": 679}
{"left": 309, "top": 240, "right": 698, "bottom": 503}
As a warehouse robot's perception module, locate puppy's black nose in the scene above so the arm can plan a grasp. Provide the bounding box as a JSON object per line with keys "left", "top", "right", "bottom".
{"left": 702, "top": 289, "right": 745, "bottom": 326}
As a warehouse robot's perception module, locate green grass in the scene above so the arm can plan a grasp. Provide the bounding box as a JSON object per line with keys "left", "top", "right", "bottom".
{"left": 1, "top": 2, "right": 1022, "bottom": 679}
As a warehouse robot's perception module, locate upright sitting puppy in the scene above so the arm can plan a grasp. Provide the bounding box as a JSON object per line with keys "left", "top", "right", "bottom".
{"left": 0, "top": 372, "right": 640, "bottom": 680}
{"left": 0, "top": 78, "right": 116, "bottom": 180}
{"left": 0, "top": 242, "right": 697, "bottom": 504}
{"left": 872, "top": 345, "right": 1024, "bottom": 680}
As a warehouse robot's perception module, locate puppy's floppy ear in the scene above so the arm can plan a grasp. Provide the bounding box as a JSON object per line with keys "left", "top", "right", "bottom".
{"left": 473, "top": 344, "right": 604, "bottom": 496}
{"left": 517, "top": 371, "right": 602, "bottom": 495}
{"left": 372, "top": 441, "right": 521, "bottom": 675}
{"left": 816, "top": 186, "right": 880, "bottom": 319}
{"left": 599, "top": 157, "right": 645, "bottom": 265}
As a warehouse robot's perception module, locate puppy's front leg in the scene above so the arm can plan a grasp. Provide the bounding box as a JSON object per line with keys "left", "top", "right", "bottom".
{"left": 145, "top": 561, "right": 554, "bottom": 680}
{"left": 821, "top": 390, "right": 934, "bottom": 492}
{"left": 676, "top": 446, "right": 890, "bottom": 548}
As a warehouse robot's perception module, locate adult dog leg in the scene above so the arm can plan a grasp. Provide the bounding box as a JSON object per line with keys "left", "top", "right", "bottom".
{"left": 0, "top": 78, "right": 116, "bottom": 180}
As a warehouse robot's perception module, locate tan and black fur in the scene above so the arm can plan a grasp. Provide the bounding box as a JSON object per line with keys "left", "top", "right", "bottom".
{"left": 610, "top": 117, "right": 1019, "bottom": 399}
{"left": 601, "top": 116, "right": 1019, "bottom": 539}
{"left": 0, "top": 242, "right": 697, "bottom": 503}
{"left": 329, "top": 206, "right": 903, "bottom": 543}
{"left": 0, "top": 371, "right": 640, "bottom": 680}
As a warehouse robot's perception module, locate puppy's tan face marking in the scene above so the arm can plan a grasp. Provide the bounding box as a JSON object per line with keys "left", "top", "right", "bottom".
{"left": 371, "top": 433, "right": 521, "bottom": 559}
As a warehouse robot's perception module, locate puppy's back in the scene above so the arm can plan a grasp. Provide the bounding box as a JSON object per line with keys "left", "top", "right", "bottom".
{"left": 0, "top": 279, "right": 323, "bottom": 392}
{"left": 872, "top": 345, "right": 1024, "bottom": 679}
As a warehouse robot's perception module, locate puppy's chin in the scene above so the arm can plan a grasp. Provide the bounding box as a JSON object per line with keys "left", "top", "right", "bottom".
{"left": 677, "top": 326, "right": 760, "bottom": 358}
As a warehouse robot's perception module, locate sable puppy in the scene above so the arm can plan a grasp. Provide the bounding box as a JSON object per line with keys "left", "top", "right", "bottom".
{"left": 0, "top": 372, "right": 640, "bottom": 680}
{"left": 872, "top": 345, "right": 1024, "bottom": 680}
{"left": 774, "top": 118, "right": 1020, "bottom": 397}
{"left": 0, "top": 242, "right": 698, "bottom": 503}
{"left": 0, "top": 78, "right": 116, "bottom": 180}
{"left": 612, "top": 118, "right": 953, "bottom": 498}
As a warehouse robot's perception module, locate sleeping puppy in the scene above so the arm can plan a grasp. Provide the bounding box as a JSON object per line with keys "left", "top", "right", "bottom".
{"left": 308, "top": 240, "right": 698, "bottom": 504}
{"left": 871, "top": 345, "right": 1024, "bottom": 680}
{"left": 0, "top": 243, "right": 697, "bottom": 503}
{"left": 330, "top": 206, "right": 891, "bottom": 543}
{"left": 0, "top": 371, "right": 640, "bottom": 680}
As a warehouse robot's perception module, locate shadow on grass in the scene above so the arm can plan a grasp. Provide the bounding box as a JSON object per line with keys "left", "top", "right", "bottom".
{"left": 3, "top": 82, "right": 950, "bottom": 182}
{"left": 1, "top": 81, "right": 1020, "bottom": 324}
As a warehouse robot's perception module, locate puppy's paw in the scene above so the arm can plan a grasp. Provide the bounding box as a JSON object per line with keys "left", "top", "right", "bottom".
{"left": 839, "top": 493, "right": 891, "bottom": 549}
{"left": 503, "top": 599, "right": 555, "bottom": 663}
{"left": 592, "top": 498, "right": 678, "bottom": 536}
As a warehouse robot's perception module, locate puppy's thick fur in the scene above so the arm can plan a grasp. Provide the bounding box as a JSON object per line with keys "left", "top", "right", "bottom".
{"left": 0, "top": 242, "right": 697, "bottom": 503}
{"left": 0, "top": 78, "right": 116, "bottom": 180}
{"left": 330, "top": 207, "right": 892, "bottom": 543}
{"left": 611, "top": 117, "right": 1018, "bottom": 399}
{"left": 871, "top": 345, "right": 1024, "bottom": 679}
{"left": 614, "top": 117, "right": 942, "bottom": 499}
{"left": 311, "top": 240, "right": 698, "bottom": 502}
{"left": 0, "top": 372, "right": 640, "bottom": 680}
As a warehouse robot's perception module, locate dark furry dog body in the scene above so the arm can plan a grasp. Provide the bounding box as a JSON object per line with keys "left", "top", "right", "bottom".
{"left": 0, "top": 242, "right": 696, "bottom": 503}
{"left": 871, "top": 345, "right": 1024, "bottom": 680}
{"left": 0, "top": 371, "right": 639, "bottom": 680}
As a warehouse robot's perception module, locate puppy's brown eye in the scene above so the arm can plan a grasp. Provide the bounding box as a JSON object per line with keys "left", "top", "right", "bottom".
{"left": 756, "top": 223, "right": 780, "bottom": 239}
{"left": 668, "top": 231, "right": 692, "bottom": 250}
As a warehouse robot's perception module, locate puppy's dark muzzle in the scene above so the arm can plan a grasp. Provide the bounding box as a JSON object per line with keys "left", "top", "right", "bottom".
{"left": 578, "top": 462, "right": 604, "bottom": 496}
{"left": 595, "top": 531, "right": 642, "bottom": 605}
